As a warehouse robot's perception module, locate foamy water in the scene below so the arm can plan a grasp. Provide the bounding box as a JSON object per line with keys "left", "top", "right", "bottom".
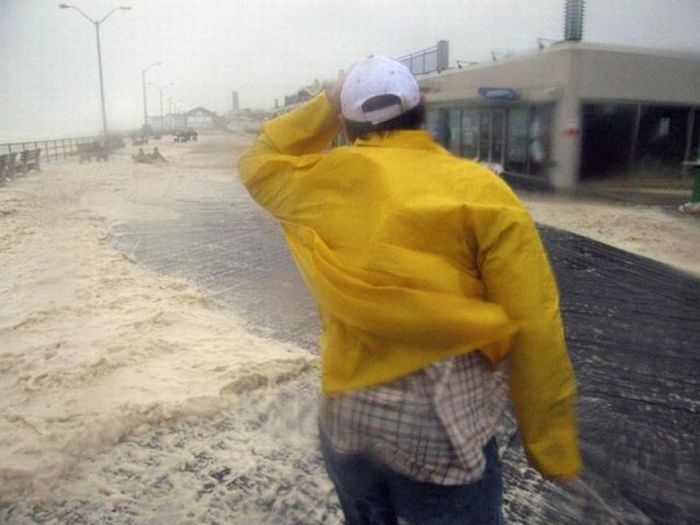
{"left": 0, "top": 148, "right": 317, "bottom": 510}
{"left": 4, "top": 370, "right": 343, "bottom": 524}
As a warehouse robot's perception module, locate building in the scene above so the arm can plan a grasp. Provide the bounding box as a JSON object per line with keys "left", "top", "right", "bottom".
{"left": 419, "top": 42, "right": 700, "bottom": 188}
{"left": 226, "top": 108, "right": 274, "bottom": 135}
{"left": 163, "top": 113, "right": 187, "bottom": 131}
{"left": 398, "top": 40, "right": 449, "bottom": 75}
{"left": 185, "top": 107, "right": 217, "bottom": 130}
{"left": 284, "top": 80, "right": 323, "bottom": 108}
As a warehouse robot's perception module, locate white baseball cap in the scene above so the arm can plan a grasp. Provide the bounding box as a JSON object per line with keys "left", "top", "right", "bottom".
{"left": 340, "top": 56, "right": 421, "bottom": 125}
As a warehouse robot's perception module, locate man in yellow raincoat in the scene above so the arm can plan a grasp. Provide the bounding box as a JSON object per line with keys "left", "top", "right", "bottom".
{"left": 239, "top": 56, "right": 581, "bottom": 524}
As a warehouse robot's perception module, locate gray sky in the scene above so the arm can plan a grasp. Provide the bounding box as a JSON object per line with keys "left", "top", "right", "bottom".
{"left": 1, "top": 0, "right": 699, "bottom": 141}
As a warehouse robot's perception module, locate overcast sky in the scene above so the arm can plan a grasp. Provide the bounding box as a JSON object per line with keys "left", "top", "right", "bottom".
{"left": 1, "top": 0, "right": 699, "bottom": 141}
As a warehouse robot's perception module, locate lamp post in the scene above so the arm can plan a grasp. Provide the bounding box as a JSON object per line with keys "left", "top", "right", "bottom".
{"left": 148, "top": 82, "right": 172, "bottom": 132}
{"left": 167, "top": 96, "right": 176, "bottom": 130}
{"left": 142, "top": 62, "right": 161, "bottom": 130}
{"left": 59, "top": 3, "right": 131, "bottom": 144}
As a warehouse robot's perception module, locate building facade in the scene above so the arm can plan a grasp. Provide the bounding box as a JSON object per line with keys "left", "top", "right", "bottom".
{"left": 185, "top": 107, "right": 217, "bottom": 130}
{"left": 419, "top": 42, "right": 700, "bottom": 188}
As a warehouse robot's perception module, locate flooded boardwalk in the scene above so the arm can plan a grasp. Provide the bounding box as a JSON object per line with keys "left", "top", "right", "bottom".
{"left": 2, "top": 134, "right": 698, "bottom": 524}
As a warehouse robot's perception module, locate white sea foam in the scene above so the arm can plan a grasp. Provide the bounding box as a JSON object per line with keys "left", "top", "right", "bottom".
{"left": 0, "top": 143, "right": 316, "bottom": 505}
{"left": 3, "top": 370, "right": 343, "bottom": 525}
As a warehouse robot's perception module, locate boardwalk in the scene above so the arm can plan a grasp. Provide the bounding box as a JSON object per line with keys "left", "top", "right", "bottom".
{"left": 110, "top": 170, "right": 699, "bottom": 524}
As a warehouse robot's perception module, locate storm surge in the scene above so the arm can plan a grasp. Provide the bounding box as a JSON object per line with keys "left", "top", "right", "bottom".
{"left": 0, "top": 149, "right": 317, "bottom": 509}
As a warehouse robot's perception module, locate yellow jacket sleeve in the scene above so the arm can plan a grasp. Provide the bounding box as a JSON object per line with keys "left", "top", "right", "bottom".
{"left": 473, "top": 179, "right": 582, "bottom": 477}
{"left": 237, "top": 93, "right": 341, "bottom": 215}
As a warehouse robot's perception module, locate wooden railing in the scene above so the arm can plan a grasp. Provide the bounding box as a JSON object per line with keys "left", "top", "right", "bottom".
{"left": 0, "top": 135, "right": 119, "bottom": 164}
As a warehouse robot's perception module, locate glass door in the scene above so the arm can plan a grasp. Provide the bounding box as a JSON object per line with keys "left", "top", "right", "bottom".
{"left": 492, "top": 109, "right": 506, "bottom": 166}
{"left": 479, "top": 110, "right": 493, "bottom": 162}
{"left": 506, "top": 108, "right": 529, "bottom": 174}
{"left": 461, "top": 110, "right": 479, "bottom": 159}
{"left": 448, "top": 109, "right": 461, "bottom": 156}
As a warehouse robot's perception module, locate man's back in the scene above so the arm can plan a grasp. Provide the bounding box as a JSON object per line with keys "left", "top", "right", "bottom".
{"left": 285, "top": 129, "right": 505, "bottom": 268}
{"left": 239, "top": 56, "right": 581, "bottom": 523}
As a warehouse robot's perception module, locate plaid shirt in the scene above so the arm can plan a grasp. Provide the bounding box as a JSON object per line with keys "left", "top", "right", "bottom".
{"left": 319, "top": 351, "right": 508, "bottom": 485}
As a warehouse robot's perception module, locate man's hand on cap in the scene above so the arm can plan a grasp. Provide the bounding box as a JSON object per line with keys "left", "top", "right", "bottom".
{"left": 326, "top": 77, "right": 344, "bottom": 115}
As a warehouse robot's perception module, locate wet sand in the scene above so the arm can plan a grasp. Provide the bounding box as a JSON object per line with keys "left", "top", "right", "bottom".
{"left": 521, "top": 191, "right": 700, "bottom": 278}
{"left": 1, "top": 133, "right": 698, "bottom": 524}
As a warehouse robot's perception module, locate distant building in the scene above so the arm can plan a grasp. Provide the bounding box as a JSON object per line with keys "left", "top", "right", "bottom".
{"left": 226, "top": 108, "right": 275, "bottom": 135}
{"left": 185, "top": 107, "right": 217, "bottom": 130}
{"left": 398, "top": 40, "right": 450, "bottom": 76}
{"left": 164, "top": 113, "right": 187, "bottom": 131}
{"left": 284, "top": 80, "right": 323, "bottom": 108}
{"left": 145, "top": 115, "right": 164, "bottom": 131}
{"left": 419, "top": 42, "right": 700, "bottom": 188}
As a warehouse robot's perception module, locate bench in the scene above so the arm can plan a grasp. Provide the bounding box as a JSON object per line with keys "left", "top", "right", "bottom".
{"left": 0, "top": 152, "right": 18, "bottom": 180}
{"left": 107, "top": 136, "right": 125, "bottom": 149}
{"left": 77, "top": 143, "right": 108, "bottom": 163}
{"left": 18, "top": 149, "right": 41, "bottom": 174}
{"left": 174, "top": 130, "right": 198, "bottom": 143}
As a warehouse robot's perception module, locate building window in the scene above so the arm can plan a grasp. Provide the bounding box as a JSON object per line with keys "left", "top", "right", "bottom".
{"left": 492, "top": 109, "right": 506, "bottom": 166}
{"left": 426, "top": 108, "right": 450, "bottom": 148}
{"left": 528, "top": 105, "right": 554, "bottom": 177}
{"left": 429, "top": 103, "right": 553, "bottom": 177}
{"left": 690, "top": 109, "right": 700, "bottom": 161}
{"left": 635, "top": 105, "right": 691, "bottom": 174}
{"left": 448, "top": 109, "right": 461, "bottom": 156}
{"left": 478, "top": 110, "right": 493, "bottom": 162}
{"left": 506, "top": 108, "right": 529, "bottom": 174}
{"left": 581, "top": 103, "right": 695, "bottom": 180}
{"left": 461, "top": 110, "right": 479, "bottom": 159}
{"left": 580, "top": 103, "right": 638, "bottom": 179}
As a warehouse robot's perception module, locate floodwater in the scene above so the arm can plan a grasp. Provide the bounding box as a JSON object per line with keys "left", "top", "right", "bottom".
{"left": 1, "top": 135, "right": 698, "bottom": 524}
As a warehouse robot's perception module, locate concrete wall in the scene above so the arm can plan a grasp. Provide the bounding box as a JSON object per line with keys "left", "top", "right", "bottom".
{"left": 570, "top": 47, "right": 700, "bottom": 105}
{"left": 421, "top": 48, "right": 571, "bottom": 105}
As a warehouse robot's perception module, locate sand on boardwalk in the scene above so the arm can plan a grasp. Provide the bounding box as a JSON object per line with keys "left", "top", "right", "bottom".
{"left": 520, "top": 190, "right": 699, "bottom": 277}
{"left": 0, "top": 135, "right": 315, "bottom": 504}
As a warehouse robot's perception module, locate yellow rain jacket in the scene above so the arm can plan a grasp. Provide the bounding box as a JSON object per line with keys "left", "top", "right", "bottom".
{"left": 238, "top": 93, "right": 581, "bottom": 477}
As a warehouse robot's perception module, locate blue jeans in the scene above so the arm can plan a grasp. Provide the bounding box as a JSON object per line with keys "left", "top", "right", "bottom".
{"left": 320, "top": 432, "right": 504, "bottom": 525}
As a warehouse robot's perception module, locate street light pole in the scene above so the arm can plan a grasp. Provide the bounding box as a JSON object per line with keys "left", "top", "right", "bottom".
{"left": 59, "top": 4, "right": 131, "bottom": 144}
{"left": 167, "top": 97, "right": 176, "bottom": 130}
{"left": 94, "top": 23, "right": 108, "bottom": 141}
{"left": 142, "top": 62, "right": 161, "bottom": 129}
{"left": 148, "top": 82, "right": 172, "bottom": 132}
